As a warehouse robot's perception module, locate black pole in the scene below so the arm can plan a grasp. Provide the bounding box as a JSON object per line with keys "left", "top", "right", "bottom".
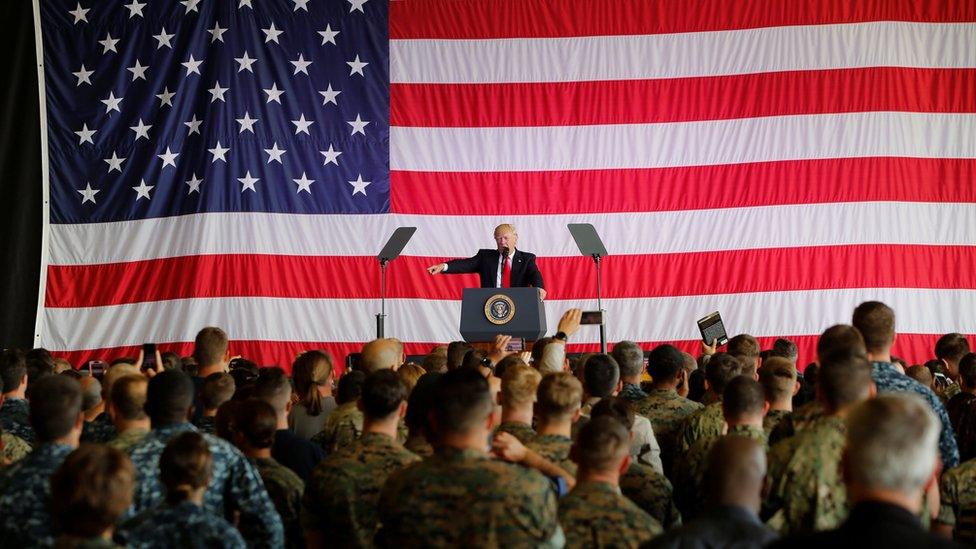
{"left": 376, "top": 259, "right": 388, "bottom": 339}
{"left": 594, "top": 254, "right": 606, "bottom": 354}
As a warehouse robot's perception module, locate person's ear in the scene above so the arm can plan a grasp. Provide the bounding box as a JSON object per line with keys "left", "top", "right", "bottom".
{"left": 762, "top": 401, "right": 771, "bottom": 417}
{"left": 792, "top": 380, "right": 802, "bottom": 396}
{"left": 485, "top": 410, "right": 496, "bottom": 431}
{"left": 74, "top": 411, "right": 85, "bottom": 429}
{"left": 619, "top": 454, "right": 632, "bottom": 476}
{"left": 285, "top": 399, "right": 294, "bottom": 413}
{"left": 867, "top": 381, "right": 878, "bottom": 399}
{"left": 614, "top": 380, "right": 623, "bottom": 394}
{"left": 704, "top": 379, "right": 712, "bottom": 392}
{"left": 398, "top": 401, "right": 408, "bottom": 420}
{"left": 20, "top": 373, "right": 28, "bottom": 390}
{"left": 571, "top": 407, "right": 582, "bottom": 424}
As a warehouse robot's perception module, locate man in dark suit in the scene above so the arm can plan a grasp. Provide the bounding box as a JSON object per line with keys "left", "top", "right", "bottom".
{"left": 427, "top": 224, "right": 546, "bottom": 299}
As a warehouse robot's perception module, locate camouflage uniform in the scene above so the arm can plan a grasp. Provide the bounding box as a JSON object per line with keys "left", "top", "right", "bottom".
{"left": 768, "top": 400, "right": 824, "bottom": 445}
{"left": 634, "top": 388, "right": 703, "bottom": 474}
{"left": 0, "top": 397, "right": 33, "bottom": 443}
{"left": 558, "top": 481, "right": 662, "bottom": 548}
{"left": 527, "top": 434, "right": 577, "bottom": 476}
{"left": 677, "top": 401, "right": 724, "bottom": 453}
{"left": 252, "top": 456, "right": 305, "bottom": 549}
{"left": 81, "top": 413, "right": 116, "bottom": 443}
{"left": 938, "top": 458, "right": 976, "bottom": 543}
{"left": 107, "top": 428, "right": 149, "bottom": 454}
{"left": 403, "top": 434, "right": 434, "bottom": 458}
{"left": 126, "top": 423, "right": 283, "bottom": 548}
{"left": 620, "top": 461, "right": 682, "bottom": 529}
{"left": 941, "top": 381, "right": 962, "bottom": 404}
{"left": 303, "top": 432, "right": 420, "bottom": 548}
{"left": 376, "top": 446, "right": 561, "bottom": 547}
{"left": 494, "top": 421, "right": 536, "bottom": 444}
{"left": 0, "top": 431, "right": 31, "bottom": 467}
{"left": 311, "top": 402, "right": 363, "bottom": 453}
{"left": 763, "top": 409, "right": 792, "bottom": 437}
{"left": 0, "top": 442, "right": 73, "bottom": 546}
{"left": 620, "top": 382, "right": 649, "bottom": 402}
{"left": 54, "top": 535, "right": 120, "bottom": 548}
{"left": 765, "top": 415, "right": 847, "bottom": 534}
{"left": 578, "top": 397, "right": 663, "bottom": 473}
{"left": 193, "top": 415, "right": 217, "bottom": 435}
{"left": 121, "top": 500, "right": 246, "bottom": 548}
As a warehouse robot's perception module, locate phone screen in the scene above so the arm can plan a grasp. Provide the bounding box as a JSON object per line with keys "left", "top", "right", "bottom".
{"left": 142, "top": 343, "right": 157, "bottom": 370}
{"left": 505, "top": 338, "right": 524, "bottom": 352}
{"left": 580, "top": 311, "right": 603, "bottom": 325}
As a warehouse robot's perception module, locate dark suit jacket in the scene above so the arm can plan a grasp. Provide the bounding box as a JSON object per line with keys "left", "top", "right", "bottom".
{"left": 444, "top": 249, "right": 545, "bottom": 289}
{"left": 645, "top": 504, "right": 777, "bottom": 549}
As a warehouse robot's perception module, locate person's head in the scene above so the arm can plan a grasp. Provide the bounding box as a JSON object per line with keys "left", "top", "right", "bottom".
{"left": 50, "top": 444, "right": 134, "bottom": 539}
{"left": 493, "top": 223, "right": 518, "bottom": 253}
{"left": 361, "top": 369, "right": 408, "bottom": 422}
{"left": 905, "top": 365, "right": 934, "bottom": 389}
{"left": 571, "top": 415, "right": 631, "bottom": 480}
{"left": 228, "top": 358, "right": 259, "bottom": 396}
{"left": 844, "top": 394, "right": 940, "bottom": 509}
{"left": 935, "top": 333, "right": 971, "bottom": 376}
{"left": 704, "top": 435, "right": 767, "bottom": 512}
{"left": 26, "top": 349, "right": 56, "bottom": 392}
{"left": 722, "top": 376, "right": 768, "bottom": 426}
{"left": 461, "top": 349, "right": 491, "bottom": 372}
{"left": 159, "top": 432, "right": 212, "bottom": 505}
{"left": 101, "top": 363, "right": 141, "bottom": 403}
{"left": 535, "top": 372, "right": 583, "bottom": 424}
{"left": 252, "top": 366, "right": 292, "bottom": 418}
{"left": 758, "top": 357, "right": 799, "bottom": 407}
{"left": 192, "top": 326, "right": 230, "bottom": 369}
{"left": 728, "top": 334, "right": 761, "bottom": 377}
{"left": 531, "top": 337, "right": 556, "bottom": 366}
{"left": 769, "top": 338, "right": 798, "bottom": 363}
{"left": 161, "top": 351, "right": 182, "bottom": 372}
{"left": 361, "top": 338, "right": 404, "bottom": 373}
{"left": 78, "top": 376, "right": 102, "bottom": 413}
{"left": 431, "top": 368, "right": 494, "bottom": 441}
{"left": 292, "top": 350, "right": 334, "bottom": 415}
{"left": 816, "top": 324, "right": 866, "bottom": 361}
{"left": 215, "top": 400, "right": 243, "bottom": 442}
{"left": 583, "top": 354, "right": 620, "bottom": 398}
{"left": 646, "top": 344, "right": 684, "bottom": 386}
{"left": 817, "top": 351, "right": 874, "bottom": 412}
{"left": 688, "top": 368, "right": 707, "bottom": 402}
{"left": 201, "top": 373, "right": 235, "bottom": 412}
{"left": 30, "top": 375, "right": 84, "bottom": 444}
{"left": 422, "top": 352, "right": 448, "bottom": 374}
{"left": 398, "top": 363, "right": 426, "bottom": 394}
{"left": 590, "top": 396, "right": 636, "bottom": 431}
{"left": 405, "top": 372, "right": 442, "bottom": 441}
{"left": 233, "top": 398, "right": 277, "bottom": 452}
{"left": 53, "top": 358, "right": 73, "bottom": 375}
{"left": 611, "top": 341, "right": 644, "bottom": 381}
{"left": 705, "top": 353, "right": 743, "bottom": 396}
{"left": 447, "top": 341, "right": 474, "bottom": 370}
{"left": 108, "top": 375, "right": 149, "bottom": 424}
{"left": 0, "top": 348, "right": 27, "bottom": 396}
{"left": 500, "top": 363, "right": 542, "bottom": 411}
{"left": 336, "top": 371, "right": 367, "bottom": 405}
{"left": 959, "top": 353, "right": 976, "bottom": 391}
{"left": 145, "top": 370, "right": 194, "bottom": 427}
{"left": 852, "top": 301, "right": 896, "bottom": 355}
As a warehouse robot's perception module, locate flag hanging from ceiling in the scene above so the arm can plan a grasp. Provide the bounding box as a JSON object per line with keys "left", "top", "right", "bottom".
{"left": 35, "top": 0, "right": 976, "bottom": 370}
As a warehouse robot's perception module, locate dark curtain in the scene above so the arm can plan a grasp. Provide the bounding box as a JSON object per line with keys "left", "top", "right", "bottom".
{"left": 0, "top": 0, "right": 42, "bottom": 348}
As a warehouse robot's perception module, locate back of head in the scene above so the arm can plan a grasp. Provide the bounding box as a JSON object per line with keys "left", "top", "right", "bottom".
{"left": 728, "top": 334, "right": 760, "bottom": 363}
{"left": 959, "top": 353, "right": 976, "bottom": 390}
{"left": 235, "top": 399, "right": 277, "bottom": 450}
{"left": 292, "top": 350, "right": 334, "bottom": 415}
{"left": 160, "top": 431, "right": 212, "bottom": 504}
{"left": 361, "top": 338, "right": 402, "bottom": 373}
{"left": 769, "top": 338, "right": 799, "bottom": 362}
{"left": 422, "top": 352, "right": 448, "bottom": 374}
{"left": 202, "top": 373, "right": 236, "bottom": 411}
{"left": 935, "top": 333, "right": 971, "bottom": 364}
{"left": 705, "top": 353, "right": 743, "bottom": 395}
{"left": 398, "top": 363, "right": 426, "bottom": 394}
{"left": 845, "top": 394, "right": 939, "bottom": 496}
{"left": 536, "top": 372, "right": 583, "bottom": 421}
{"left": 817, "top": 324, "right": 866, "bottom": 360}
{"left": 905, "top": 365, "right": 934, "bottom": 388}
{"left": 611, "top": 341, "right": 644, "bottom": 379}
{"left": 215, "top": 400, "right": 243, "bottom": 442}
{"left": 722, "top": 376, "right": 766, "bottom": 422}
{"left": 851, "top": 301, "right": 895, "bottom": 354}
{"left": 704, "top": 435, "right": 766, "bottom": 506}
{"left": 145, "top": 370, "right": 194, "bottom": 427}
{"left": 405, "top": 372, "right": 442, "bottom": 433}
{"left": 590, "top": 396, "right": 635, "bottom": 430}
{"left": 51, "top": 444, "right": 134, "bottom": 538}
{"left": 0, "top": 348, "right": 27, "bottom": 394}
{"left": 193, "top": 326, "right": 228, "bottom": 368}
{"left": 30, "top": 375, "right": 83, "bottom": 443}
{"left": 253, "top": 367, "right": 291, "bottom": 414}
{"left": 646, "top": 344, "right": 684, "bottom": 384}
{"left": 102, "top": 363, "right": 141, "bottom": 400}
{"left": 531, "top": 337, "right": 555, "bottom": 365}
{"left": 818, "top": 351, "right": 873, "bottom": 411}
{"left": 362, "top": 369, "right": 408, "bottom": 420}
{"left": 501, "top": 363, "right": 542, "bottom": 408}
{"left": 336, "top": 370, "right": 367, "bottom": 405}
{"left": 574, "top": 415, "right": 630, "bottom": 474}
{"left": 583, "top": 354, "right": 620, "bottom": 398}
{"left": 447, "top": 341, "right": 473, "bottom": 370}
{"left": 493, "top": 355, "right": 525, "bottom": 380}
{"left": 78, "top": 376, "right": 103, "bottom": 412}
{"left": 758, "top": 357, "right": 797, "bottom": 403}
{"left": 461, "top": 349, "right": 490, "bottom": 371}
{"left": 161, "top": 352, "right": 182, "bottom": 372}
{"left": 432, "top": 367, "right": 492, "bottom": 436}
{"left": 26, "top": 348, "right": 56, "bottom": 386}
{"left": 110, "top": 375, "right": 149, "bottom": 422}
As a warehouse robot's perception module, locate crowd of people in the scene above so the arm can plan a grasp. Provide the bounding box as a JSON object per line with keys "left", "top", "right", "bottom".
{"left": 0, "top": 301, "right": 974, "bottom": 548}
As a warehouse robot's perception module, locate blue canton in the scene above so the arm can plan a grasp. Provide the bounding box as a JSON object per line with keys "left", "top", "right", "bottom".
{"left": 0, "top": 442, "right": 74, "bottom": 547}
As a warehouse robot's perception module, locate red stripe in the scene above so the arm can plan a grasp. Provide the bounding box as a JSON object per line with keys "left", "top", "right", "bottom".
{"left": 390, "top": 0, "right": 976, "bottom": 39}
{"left": 392, "top": 68, "right": 976, "bottom": 127}
{"left": 45, "top": 245, "right": 976, "bottom": 307}
{"left": 52, "top": 333, "right": 961, "bottom": 376}
{"left": 391, "top": 157, "right": 976, "bottom": 216}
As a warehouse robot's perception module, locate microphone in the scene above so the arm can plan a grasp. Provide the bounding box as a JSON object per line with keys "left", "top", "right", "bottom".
{"left": 501, "top": 247, "right": 510, "bottom": 258}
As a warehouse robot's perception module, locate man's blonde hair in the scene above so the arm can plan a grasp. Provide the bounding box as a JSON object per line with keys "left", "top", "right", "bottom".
{"left": 536, "top": 372, "right": 583, "bottom": 420}
{"left": 501, "top": 363, "right": 541, "bottom": 407}
{"left": 493, "top": 224, "right": 517, "bottom": 237}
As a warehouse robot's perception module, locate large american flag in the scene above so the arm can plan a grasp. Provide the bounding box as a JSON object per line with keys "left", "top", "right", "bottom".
{"left": 36, "top": 0, "right": 976, "bottom": 370}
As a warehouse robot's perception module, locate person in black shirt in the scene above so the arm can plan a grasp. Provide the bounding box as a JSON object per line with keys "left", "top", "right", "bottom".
{"left": 253, "top": 367, "right": 325, "bottom": 480}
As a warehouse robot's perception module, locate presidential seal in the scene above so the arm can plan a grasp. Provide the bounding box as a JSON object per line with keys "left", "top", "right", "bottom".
{"left": 484, "top": 294, "right": 516, "bottom": 325}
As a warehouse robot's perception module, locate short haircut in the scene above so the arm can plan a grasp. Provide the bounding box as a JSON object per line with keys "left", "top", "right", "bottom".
{"left": 852, "top": 301, "right": 895, "bottom": 353}
{"left": 501, "top": 363, "right": 542, "bottom": 407}
{"left": 818, "top": 351, "right": 873, "bottom": 410}
{"left": 611, "top": 341, "right": 644, "bottom": 378}
{"left": 704, "top": 435, "right": 766, "bottom": 504}
{"left": 447, "top": 341, "right": 474, "bottom": 370}
{"left": 161, "top": 351, "right": 182, "bottom": 372}
{"left": 646, "top": 344, "right": 685, "bottom": 383}
{"left": 846, "top": 394, "right": 939, "bottom": 495}
{"left": 0, "top": 348, "right": 27, "bottom": 393}
{"left": 905, "top": 365, "right": 934, "bottom": 388}
{"left": 405, "top": 372, "right": 442, "bottom": 433}
{"left": 531, "top": 337, "right": 556, "bottom": 365}
{"left": 722, "top": 377, "right": 766, "bottom": 421}
{"left": 252, "top": 367, "right": 292, "bottom": 413}
{"left": 362, "top": 369, "right": 408, "bottom": 420}
{"left": 336, "top": 371, "right": 367, "bottom": 405}
{"left": 79, "top": 376, "right": 102, "bottom": 412}
{"left": 758, "top": 357, "right": 797, "bottom": 402}
{"left": 50, "top": 444, "right": 134, "bottom": 538}
{"left": 959, "top": 353, "right": 976, "bottom": 389}
{"left": 397, "top": 363, "right": 426, "bottom": 394}
{"left": 769, "top": 338, "right": 799, "bottom": 362}
{"left": 145, "top": 370, "right": 194, "bottom": 426}
{"left": 235, "top": 399, "right": 277, "bottom": 450}
{"left": 574, "top": 416, "right": 630, "bottom": 473}
{"left": 590, "top": 396, "right": 636, "bottom": 430}
{"left": 493, "top": 355, "right": 525, "bottom": 380}
{"left": 705, "top": 353, "right": 743, "bottom": 395}
{"left": 193, "top": 326, "right": 228, "bottom": 367}
{"left": 935, "top": 333, "right": 971, "bottom": 364}
{"left": 432, "top": 368, "right": 493, "bottom": 435}
{"left": 422, "top": 352, "right": 448, "bottom": 374}
{"left": 215, "top": 400, "right": 243, "bottom": 442}
{"left": 536, "top": 372, "right": 583, "bottom": 421}
{"left": 583, "top": 354, "right": 620, "bottom": 398}
{"left": 29, "top": 375, "right": 83, "bottom": 443}
{"left": 817, "top": 324, "right": 866, "bottom": 360}
{"left": 160, "top": 432, "right": 212, "bottom": 505}
{"left": 292, "top": 350, "right": 334, "bottom": 416}
{"left": 102, "top": 363, "right": 141, "bottom": 400}
{"left": 461, "top": 349, "right": 490, "bottom": 371}
{"left": 201, "top": 373, "right": 236, "bottom": 411}
{"left": 361, "top": 339, "right": 402, "bottom": 373}
{"left": 110, "top": 375, "right": 149, "bottom": 421}
{"left": 728, "top": 334, "right": 760, "bottom": 360}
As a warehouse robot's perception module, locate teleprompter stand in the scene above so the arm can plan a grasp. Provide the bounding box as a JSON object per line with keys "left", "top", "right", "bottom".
{"left": 568, "top": 223, "right": 609, "bottom": 354}
{"left": 376, "top": 227, "right": 416, "bottom": 339}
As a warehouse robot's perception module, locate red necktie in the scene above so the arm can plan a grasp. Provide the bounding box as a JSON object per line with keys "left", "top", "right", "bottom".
{"left": 502, "top": 256, "right": 512, "bottom": 288}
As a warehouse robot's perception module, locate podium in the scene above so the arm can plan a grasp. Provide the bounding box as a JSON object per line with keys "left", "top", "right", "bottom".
{"left": 459, "top": 288, "right": 547, "bottom": 342}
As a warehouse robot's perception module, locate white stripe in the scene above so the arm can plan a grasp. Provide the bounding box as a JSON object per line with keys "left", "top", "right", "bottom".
{"left": 48, "top": 202, "right": 976, "bottom": 265}
{"left": 391, "top": 22, "right": 976, "bottom": 84}
{"left": 391, "top": 112, "right": 976, "bottom": 172}
{"left": 37, "top": 288, "right": 976, "bottom": 351}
